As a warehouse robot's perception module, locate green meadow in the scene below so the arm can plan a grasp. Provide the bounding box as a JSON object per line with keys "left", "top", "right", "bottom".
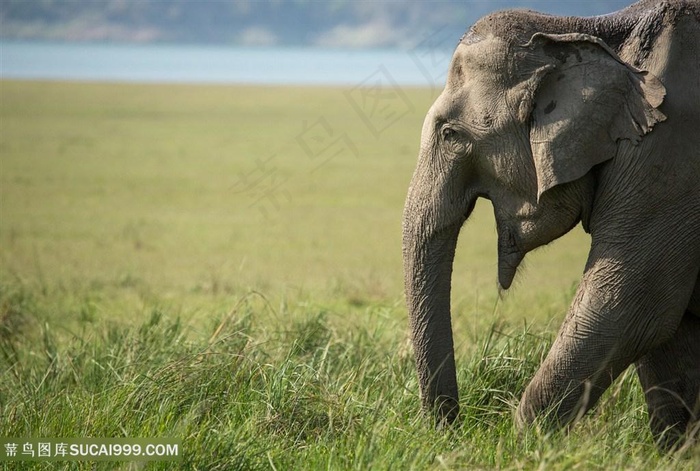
{"left": 0, "top": 80, "right": 696, "bottom": 469}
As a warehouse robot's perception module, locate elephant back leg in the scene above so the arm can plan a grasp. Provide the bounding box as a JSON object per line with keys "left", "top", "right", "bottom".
{"left": 636, "top": 311, "right": 700, "bottom": 450}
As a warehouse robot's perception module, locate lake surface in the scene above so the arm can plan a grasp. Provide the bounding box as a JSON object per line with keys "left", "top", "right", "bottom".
{"left": 0, "top": 41, "right": 453, "bottom": 87}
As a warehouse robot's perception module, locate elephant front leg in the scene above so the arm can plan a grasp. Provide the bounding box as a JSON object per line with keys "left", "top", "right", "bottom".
{"left": 515, "top": 301, "right": 628, "bottom": 429}
{"left": 515, "top": 254, "right": 691, "bottom": 431}
{"left": 636, "top": 311, "right": 700, "bottom": 450}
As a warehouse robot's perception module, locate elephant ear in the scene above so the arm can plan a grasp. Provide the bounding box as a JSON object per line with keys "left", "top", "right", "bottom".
{"left": 522, "top": 32, "right": 666, "bottom": 201}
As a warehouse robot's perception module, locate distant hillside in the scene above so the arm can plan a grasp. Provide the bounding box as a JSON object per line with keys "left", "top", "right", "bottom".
{"left": 1, "top": 0, "right": 634, "bottom": 47}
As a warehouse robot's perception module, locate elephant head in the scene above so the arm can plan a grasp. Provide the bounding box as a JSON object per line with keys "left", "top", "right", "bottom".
{"left": 402, "top": 10, "right": 673, "bottom": 427}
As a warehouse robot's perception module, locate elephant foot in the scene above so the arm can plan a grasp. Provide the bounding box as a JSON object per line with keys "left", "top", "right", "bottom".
{"left": 432, "top": 395, "right": 460, "bottom": 428}
{"left": 516, "top": 364, "right": 611, "bottom": 432}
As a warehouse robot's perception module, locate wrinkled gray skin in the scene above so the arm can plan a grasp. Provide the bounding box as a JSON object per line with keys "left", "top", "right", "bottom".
{"left": 402, "top": 0, "right": 700, "bottom": 449}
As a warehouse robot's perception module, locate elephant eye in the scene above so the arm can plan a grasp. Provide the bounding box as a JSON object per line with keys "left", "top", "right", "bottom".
{"left": 439, "top": 123, "right": 471, "bottom": 157}
{"left": 441, "top": 126, "right": 458, "bottom": 141}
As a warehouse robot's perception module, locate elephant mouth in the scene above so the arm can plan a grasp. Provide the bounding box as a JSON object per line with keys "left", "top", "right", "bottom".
{"left": 464, "top": 192, "right": 488, "bottom": 219}
{"left": 464, "top": 198, "right": 478, "bottom": 219}
{"left": 497, "top": 224, "right": 525, "bottom": 290}
{"left": 464, "top": 193, "right": 524, "bottom": 289}
{"left": 498, "top": 248, "right": 524, "bottom": 290}
{"left": 464, "top": 192, "right": 525, "bottom": 290}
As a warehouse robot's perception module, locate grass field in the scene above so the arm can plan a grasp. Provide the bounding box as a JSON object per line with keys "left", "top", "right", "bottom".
{"left": 1, "top": 80, "right": 697, "bottom": 469}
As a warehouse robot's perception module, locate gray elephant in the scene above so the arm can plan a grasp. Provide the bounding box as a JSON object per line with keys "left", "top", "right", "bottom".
{"left": 402, "top": 0, "right": 699, "bottom": 449}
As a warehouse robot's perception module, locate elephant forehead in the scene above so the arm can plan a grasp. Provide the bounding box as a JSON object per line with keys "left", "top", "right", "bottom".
{"left": 429, "top": 87, "right": 492, "bottom": 130}
{"left": 446, "top": 43, "right": 512, "bottom": 110}
{"left": 449, "top": 40, "right": 511, "bottom": 84}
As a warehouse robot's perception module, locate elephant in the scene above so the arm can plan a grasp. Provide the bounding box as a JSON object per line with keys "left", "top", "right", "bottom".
{"left": 402, "top": 0, "right": 700, "bottom": 449}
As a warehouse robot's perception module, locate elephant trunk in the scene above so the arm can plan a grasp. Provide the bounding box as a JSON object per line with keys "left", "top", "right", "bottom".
{"left": 402, "top": 164, "right": 470, "bottom": 424}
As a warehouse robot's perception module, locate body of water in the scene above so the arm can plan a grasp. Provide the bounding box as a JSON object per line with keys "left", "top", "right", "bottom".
{"left": 0, "top": 41, "right": 452, "bottom": 87}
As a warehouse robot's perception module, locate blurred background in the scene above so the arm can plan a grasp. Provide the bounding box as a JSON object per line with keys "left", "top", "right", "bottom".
{"left": 1, "top": 1, "right": 634, "bottom": 47}
{"left": 1, "top": 0, "right": 633, "bottom": 317}
{"left": 2, "top": 0, "right": 633, "bottom": 85}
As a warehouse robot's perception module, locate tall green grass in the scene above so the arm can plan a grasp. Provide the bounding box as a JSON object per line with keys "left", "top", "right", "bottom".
{"left": 1, "top": 81, "right": 697, "bottom": 468}
{"left": 1, "top": 285, "right": 696, "bottom": 470}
